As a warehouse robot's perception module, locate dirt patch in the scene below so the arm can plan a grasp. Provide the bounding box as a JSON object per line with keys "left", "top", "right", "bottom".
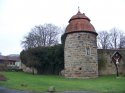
{"left": 0, "top": 74, "right": 7, "bottom": 81}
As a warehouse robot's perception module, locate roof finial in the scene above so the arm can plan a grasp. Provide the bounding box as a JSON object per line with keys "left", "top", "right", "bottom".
{"left": 78, "top": 6, "right": 80, "bottom": 12}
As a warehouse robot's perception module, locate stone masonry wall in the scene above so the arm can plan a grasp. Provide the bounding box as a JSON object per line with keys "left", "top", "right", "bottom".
{"left": 98, "top": 49, "right": 125, "bottom": 75}
{"left": 64, "top": 32, "right": 98, "bottom": 78}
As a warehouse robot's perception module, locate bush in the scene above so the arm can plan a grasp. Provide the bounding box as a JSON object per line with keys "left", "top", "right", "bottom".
{"left": 0, "top": 64, "right": 7, "bottom": 71}
{"left": 7, "top": 65, "right": 22, "bottom": 72}
{"left": 20, "top": 44, "right": 64, "bottom": 75}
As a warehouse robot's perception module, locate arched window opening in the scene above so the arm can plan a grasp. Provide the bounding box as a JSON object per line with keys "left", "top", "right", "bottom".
{"left": 86, "top": 46, "right": 91, "bottom": 55}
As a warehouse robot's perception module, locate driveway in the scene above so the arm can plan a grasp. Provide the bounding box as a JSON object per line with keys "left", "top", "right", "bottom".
{"left": 0, "top": 87, "right": 98, "bottom": 93}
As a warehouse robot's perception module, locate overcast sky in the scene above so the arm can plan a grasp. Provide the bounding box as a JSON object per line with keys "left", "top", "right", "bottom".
{"left": 0, "top": 0, "right": 125, "bottom": 55}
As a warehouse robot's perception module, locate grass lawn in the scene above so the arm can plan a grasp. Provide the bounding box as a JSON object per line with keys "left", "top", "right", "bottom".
{"left": 0, "top": 72, "right": 125, "bottom": 93}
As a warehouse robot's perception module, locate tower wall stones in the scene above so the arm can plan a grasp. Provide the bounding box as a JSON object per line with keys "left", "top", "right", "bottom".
{"left": 64, "top": 32, "right": 98, "bottom": 78}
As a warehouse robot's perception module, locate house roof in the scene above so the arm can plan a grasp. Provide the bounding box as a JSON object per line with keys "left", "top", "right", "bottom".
{"left": 0, "top": 55, "right": 20, "bottom": 61}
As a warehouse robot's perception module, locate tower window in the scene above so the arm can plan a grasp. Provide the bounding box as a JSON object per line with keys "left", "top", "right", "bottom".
{"left": 86, "top": 46, "right": 91, "bottom": 55}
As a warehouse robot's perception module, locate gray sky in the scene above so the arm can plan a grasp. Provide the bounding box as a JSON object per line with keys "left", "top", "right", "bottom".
{"left": 0, "top": 0, "right": 125, "bottom": 55}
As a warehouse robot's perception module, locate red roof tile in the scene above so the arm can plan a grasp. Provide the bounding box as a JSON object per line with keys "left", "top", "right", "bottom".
{"left": 65, "top": 11, "right": 97, "bottom": 34}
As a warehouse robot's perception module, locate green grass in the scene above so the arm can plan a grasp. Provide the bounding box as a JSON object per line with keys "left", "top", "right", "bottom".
{"left": 0, "top": 72, "right": 125, "bottom": 93}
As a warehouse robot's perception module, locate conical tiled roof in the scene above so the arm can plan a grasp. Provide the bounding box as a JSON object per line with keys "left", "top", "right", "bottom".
{"left": 65, "top": 11, "right": 97, "bottom": 34}
{"left": 69, "top": 11, "right": 90, "bottom": 22}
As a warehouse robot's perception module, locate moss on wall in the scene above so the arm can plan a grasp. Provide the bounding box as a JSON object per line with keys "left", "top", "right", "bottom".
{"left": 98, "top": 50, "right": 106, "bottom": 70}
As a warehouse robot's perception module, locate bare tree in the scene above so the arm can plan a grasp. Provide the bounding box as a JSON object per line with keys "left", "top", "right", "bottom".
{"left": 119, "top": 33, "right": 125, "bottom": 49}
{"left": 97, "top": 28, "right": 125, "bottom": 49}
{"left": 22, "top": 24, "right": 61, "bottom": 49}
{"left": 109, "top": 28, "right": 120, "bottom": 49}
{"left": 97, "top": 31, "right": 110, "bottom": 49}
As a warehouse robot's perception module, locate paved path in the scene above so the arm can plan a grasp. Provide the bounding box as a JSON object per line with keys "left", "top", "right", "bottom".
{"left": 0, "top": 87, "right": 98, "bottom": 93}
{"left": 63, "top": 91, "right": 98, "bottom": 93}
{"left": 0, "top": 87, "right": 39, "bottom": 93}
{"left": 63, "top": 91, "right": 97, "bottom": 93}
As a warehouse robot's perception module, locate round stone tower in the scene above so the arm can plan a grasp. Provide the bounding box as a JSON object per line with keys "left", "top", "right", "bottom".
{"left": 63, "top": 10, "right": 98, "bottom": 78}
